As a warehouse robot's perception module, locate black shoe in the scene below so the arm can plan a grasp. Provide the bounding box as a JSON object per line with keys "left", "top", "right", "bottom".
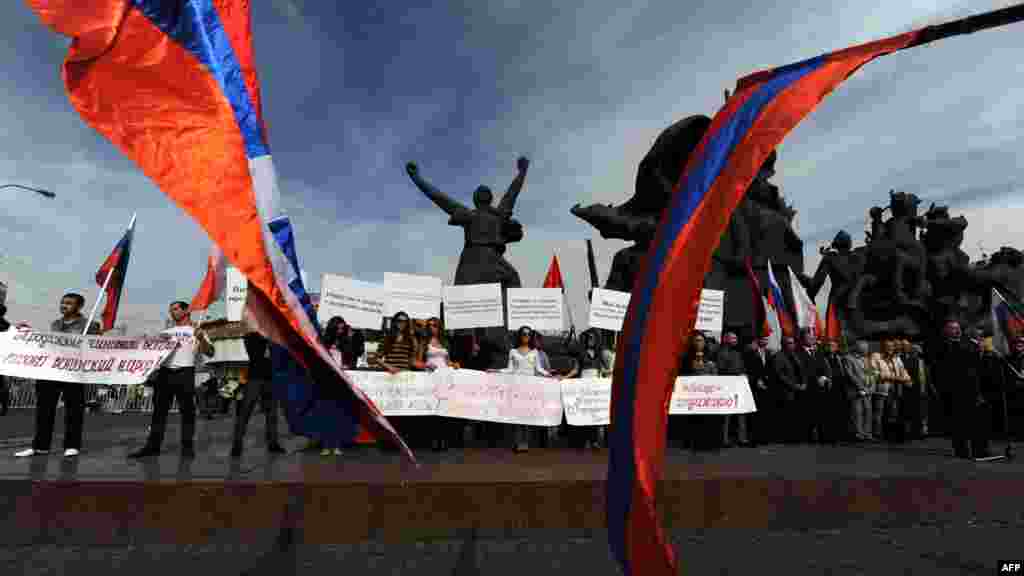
{"left": 267, "top": 443, "right": 286, "bottom": 454}
{"left": 181, "top": 446, "right": 196, "bottom": 459}
{"left": 128, "top": 447, "right": 159, "bottom": 459}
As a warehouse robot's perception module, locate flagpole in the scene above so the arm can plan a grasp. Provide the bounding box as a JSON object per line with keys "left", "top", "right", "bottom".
{"left": 908, "top": 4, "right": 1024, "bottom": 48}
{"left": 84, "top": 212, "right": 136, "bottom": 336}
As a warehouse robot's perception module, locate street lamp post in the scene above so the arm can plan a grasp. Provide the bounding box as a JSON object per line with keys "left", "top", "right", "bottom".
{"left": 0, "top": 184, "right": 55, "bottom": 198}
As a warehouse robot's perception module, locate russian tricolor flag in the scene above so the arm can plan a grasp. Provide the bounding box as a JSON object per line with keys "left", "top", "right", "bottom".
{"left": 28, "top": 0, "right": 413, "bottom": 463}
{"left": 95, "top": 214, "right": 136, "bottom": 333}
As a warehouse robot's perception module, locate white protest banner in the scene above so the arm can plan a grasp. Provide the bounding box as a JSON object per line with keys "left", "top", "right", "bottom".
{"left": 434, "top": 369, "right": 564, "bottom": 426}
{"left": 695, "top": 289, "right": 725, "bottom": 333}
{"left": 226, "top": 267, "right": 247, "bottom": 322}
{"left": 668, "top": 375, "right": 756, "bottom": 415}
{"left": 318, "top": 274, "right": 387, "bottom": 330}
{"left": 559, "top": 375, "right": 755, "bottom": 425}
{"left": 344, "top": 369, "right": 437, "bottom": 416}
{"left": 506, "top": 288, "right": 563, "bottom": 331}
{"left": 383, "top": 272, "right": 443, "bottom": 319}
{"left": 442, "top": 283, "right": 503, "bottom": 329}
{"left": 587, "top": 288, "right": 631, "bottom": 331}
{"left": 0, "top": 330, "right": 177, "bottom": 385}
{"left": 560, "top": 378, "right": 611, "bottom": 426}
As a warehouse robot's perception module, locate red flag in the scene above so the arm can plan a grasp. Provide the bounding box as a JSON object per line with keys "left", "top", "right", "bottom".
{"left": 825, "top": 298, "right": 841, "bottom": 342}
{"left": 190, "top": 245, "right": 226, "bottom": 312}
{"left": 94, "top": 215, "right": 135, "bottom": 333}
{"left": 543, "top": 255, "right": 565, "bottom": 290}
{"left": 743, "top": 257, "right": 772, "bottom": 338}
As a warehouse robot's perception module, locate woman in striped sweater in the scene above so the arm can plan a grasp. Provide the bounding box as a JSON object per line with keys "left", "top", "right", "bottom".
{"left": 375, "top": 311, "right": 421, "bottom": 447}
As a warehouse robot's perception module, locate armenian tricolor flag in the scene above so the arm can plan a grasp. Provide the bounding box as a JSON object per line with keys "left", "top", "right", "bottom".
{"left": 606, "top": 7, "right": 1024, "bottom": 573}
{"left": 743, "top": 257, "right": 772, "bottom": 339}
{"left": 94, "top": 214, "right": 136, "bottom": 333}
{"left": 992, "top": 288, "right": 1024, "bottom": 356}
{"left": 28, "top": 0, "right": 412, "bottom": 463}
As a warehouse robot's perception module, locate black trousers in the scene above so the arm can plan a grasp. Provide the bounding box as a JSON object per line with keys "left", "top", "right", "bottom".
{"left": 32, "top": 380, "right": 85, "bottom": 451}
{"left": 0, "top": 376, "right": 9, "bottom": 414}
{"left": 951, "top": 399, "right": 992, "bottom": 458}
{"left": 232, "top": 377, "right": 279, "bottom": 451}
{"left": 143, "top": 367, "right": 196, "bottom": 451}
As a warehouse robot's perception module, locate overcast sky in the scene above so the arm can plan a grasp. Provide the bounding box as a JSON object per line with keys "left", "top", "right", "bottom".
{"left": 1, "top": 1, "right": 1021, "bottom": 332}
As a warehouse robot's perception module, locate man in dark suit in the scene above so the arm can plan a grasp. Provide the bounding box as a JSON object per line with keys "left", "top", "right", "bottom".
{"left": 794, "top": 328, "right": 833, "bottom": 444}
{"left": 929, "top": 319, "right": 989, "bottom": 459}
{"left": 743, "top": 335, "right": 774, "bottom": 445}
{"left": 771, "top": 335, "right": 805, "bottom": 443}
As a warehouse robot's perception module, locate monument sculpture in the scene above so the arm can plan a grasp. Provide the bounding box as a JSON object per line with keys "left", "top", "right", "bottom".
{"left": 571, "top": 114, "right": 805, "bottom": 339}
{"left": 808, "top": 230, "right": 863, "bottom": 335}
{"left": 405, "top": 157, "right": 530, "bottom": 368}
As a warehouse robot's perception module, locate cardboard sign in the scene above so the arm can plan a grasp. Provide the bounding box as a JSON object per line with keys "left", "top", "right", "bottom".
{"left": 383, "top": 272, "right": 443, "bottom": 319}
{"left": 587, "top": 288, "right": 630, "bottom": 331}
{"left": 506, "top": 288, "right": 563, "bottom": 331}
{"left": 225, "top": 267, "right": 247, "bottom": 322}
{"left": 318, "top": 274, "right": 387, "bottom": 330}
{"left": 442, "top": 283, "right": 504, "bottom": 329}
{"left": 695, "top": 289, "right": 725, "bottom": 333}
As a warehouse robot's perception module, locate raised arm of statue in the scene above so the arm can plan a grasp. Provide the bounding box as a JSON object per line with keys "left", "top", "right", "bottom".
{"left": 406, "top": 162, "right": 470, "bottom": 218}
{"left": 497, "top": 156, "right": 530, "bottom": 216}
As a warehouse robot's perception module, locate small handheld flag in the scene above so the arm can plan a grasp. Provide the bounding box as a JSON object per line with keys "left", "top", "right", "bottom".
{"left": 91, "top": 213, "right": 136, "bottom": 334}
{"left": 191, "top": 244, "right": 227, "bottom": 313}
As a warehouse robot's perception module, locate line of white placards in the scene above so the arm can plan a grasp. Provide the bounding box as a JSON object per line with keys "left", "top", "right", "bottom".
{"left": 226, "top": 269, "right": 725, "bottom": 333}
{"left": 345, "top": 369, "right": 755, "bottom": 427}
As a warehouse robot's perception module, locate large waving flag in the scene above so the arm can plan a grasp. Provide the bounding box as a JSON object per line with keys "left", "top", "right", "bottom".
{"left": 28, "top": 0, "right": 413, "bottom": 463}
{"left": 605, "top": 6, "right": 1024, "bottom": 574}
{"left": 94, "top": 214, "right": 136, "bottom": 333}
{"left": 190, "top": 244, "right": 226, "bottom": 313}
{"left": 766, "top": 261, "right": 795, "bottom": 338}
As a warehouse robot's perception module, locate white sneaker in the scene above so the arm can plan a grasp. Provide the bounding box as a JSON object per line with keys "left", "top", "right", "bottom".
{"left": 63, "top": 449, "right": 80, "bottom": 458}
{"left": 15, "top": 448, "right": 47, "bottom": 457}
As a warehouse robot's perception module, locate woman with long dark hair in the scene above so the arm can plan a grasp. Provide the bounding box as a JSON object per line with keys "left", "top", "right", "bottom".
{"left": 501, "top": 325, "right": 553, "bottom": 452}
{"left": 420, "top": 317, "right": 460, "bottom": 450}
{"left": 375, "top": 311, "right": 420, "bottom": 448}
{"left": 671, "top": 331, "right": 717, "bottom": 450}
{"left": 323, "top": 316, "right": 365, "bottom": 369}
{"left": 564, "top": 329, "right": 610, "bottom": 449}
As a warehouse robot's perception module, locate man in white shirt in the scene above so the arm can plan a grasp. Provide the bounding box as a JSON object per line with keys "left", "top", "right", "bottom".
{"left": 128, "top": 301, "right": 213, "bottom": 459}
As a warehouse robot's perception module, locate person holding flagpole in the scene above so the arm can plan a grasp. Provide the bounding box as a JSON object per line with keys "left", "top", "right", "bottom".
{"left": 14, "top": 293, "right": 101, "bottom": 458}
{"left": 129, "top": 301, "right": 214, "bottom": 459}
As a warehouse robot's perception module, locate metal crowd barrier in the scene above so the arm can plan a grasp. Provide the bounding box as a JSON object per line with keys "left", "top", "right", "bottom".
{"left": 5, "top": 378, "right": 172, "bottom": 414}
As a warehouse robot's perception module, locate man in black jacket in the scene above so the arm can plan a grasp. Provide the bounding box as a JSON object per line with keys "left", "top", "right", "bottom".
{"left": 743, "top": 335, "right": 775, "bottom": 445}
{"left": 794, "top": 328, "right": 833, "bottom": 444}
{"left": 930, "top": 319, "right": 989, "bottom": 459}
{"left": 231, "top": 331, "right": 285, "bottom": 457}
{"left": 772, "top": 335, "right": 805, "bottom": 443}
{"left": 717, "top": 332, "right": 748, "bottom": 446}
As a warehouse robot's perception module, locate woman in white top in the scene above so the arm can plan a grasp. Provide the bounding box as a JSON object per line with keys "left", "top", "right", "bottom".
{"left": 501, "top": 326, "right": 552, "bottom": 452}
{"left": 564, "top": 329, "right": 610, "bottom": 449}
{"left": 421, "top": 317, "right": 458, "bottom": 452}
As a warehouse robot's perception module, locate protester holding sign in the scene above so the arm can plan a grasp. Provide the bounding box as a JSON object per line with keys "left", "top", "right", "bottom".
{"left": 500, "top": 326, "right": 553, "bottom": 452}
{"left": 564, "top": 329, "right": 611, "bottom": 449}
{"left": 421, "top": 317, "right": 460, "bottom": 451}
{"left": 15, "top": 293, "right": 101, "bottom": 458}
{"left": 671, "top": 332, "right": 718, "bottom": 451}
{"left": 375, "top": 311, "right": 421, "bottom": 448}
{"left": 231, "top": 330, "right": 285, "bottom": 458}
{"left": 324, "top": 316, "right": 364, "bottom": 369}
{"left": 129, "top": 301, "right": 214, "bottom": 460}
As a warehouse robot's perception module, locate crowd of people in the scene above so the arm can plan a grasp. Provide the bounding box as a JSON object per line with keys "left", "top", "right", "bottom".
{"left": 1, "top": 294, "right": 1021, "bottom": 462}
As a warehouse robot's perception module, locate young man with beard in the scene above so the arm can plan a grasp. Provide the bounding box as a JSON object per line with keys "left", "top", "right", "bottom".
{"left": 15, "top": 293, "right": 101, "bottom": 457}
{"left": 129, "top": 301, "right": 214, "bottom": 459}
{"left": 716, "top": 332, "right": 748, "bottom": 447}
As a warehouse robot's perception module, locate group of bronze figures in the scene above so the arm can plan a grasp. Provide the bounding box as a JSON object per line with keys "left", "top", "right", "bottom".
{"left": 405, "top": 109, "right": 1024, "bottom": 363}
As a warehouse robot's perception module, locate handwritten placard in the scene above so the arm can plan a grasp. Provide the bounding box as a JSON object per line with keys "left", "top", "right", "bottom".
{"left": 668, "top": 375, "right": 756, "bottom": 415}
{"left": 560, "top": 378, "right": 611, "bottom": 426}
{"left": 442, "top": 283, "right": 504, "bottom": 329}
{"left": 345, "top": 369, "right": 437, "bottom": 416}
{"left": 319, "top": 274, "right": 387, "bottom": 330}
{"left": 506, "top": 288, "right": 563, "bottom": 331}
{"left": 383, "top": 272, "right": 443, "bottom": 319}
{"left": 587, "top": 288, "right": 630, "bottom": 331}
{"left": 226, "top": 267, "right": 247, "bottom": 322}
{"left": 695, "top": 289, "right": 725, "bottom": 333}
{"left": 434, "top": 369, "right": 563, "bottom": 426}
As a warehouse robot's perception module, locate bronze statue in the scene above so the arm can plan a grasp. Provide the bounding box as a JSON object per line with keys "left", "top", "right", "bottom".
{"left": 406, "top": 157, "right": 529, "bottom": 288}
{"left": 571, "top": 115, "right": 711, "bottom": 294}
{"left": 808, "top": 230, "right": 863, "bottom": 338}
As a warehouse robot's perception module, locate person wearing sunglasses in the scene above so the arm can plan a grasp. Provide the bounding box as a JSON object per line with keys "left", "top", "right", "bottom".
{"left": 375, "top": 311, "right": 421, "bottom": 448}
{"left": 500, "top": 325, "right": 553, "bottom": 452}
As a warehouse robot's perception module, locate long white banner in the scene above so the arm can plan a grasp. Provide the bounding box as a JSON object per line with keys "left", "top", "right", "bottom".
{"left": 341, "top": 370, "right": 754, "bottom": 426}
{"left": 0, "top": 330, "right": 178, "bottom": 385}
